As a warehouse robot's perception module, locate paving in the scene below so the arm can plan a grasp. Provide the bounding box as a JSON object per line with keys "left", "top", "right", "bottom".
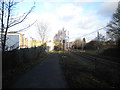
{"left": 11, "top": 52, "right": 69, "bottom": 88}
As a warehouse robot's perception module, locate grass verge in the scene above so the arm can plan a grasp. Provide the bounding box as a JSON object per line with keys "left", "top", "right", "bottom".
{"left": 58, "top": 51, "right": 112, "bottom": 88}
{"left": 73, "top": 49, "right": 120, "bottom": 63}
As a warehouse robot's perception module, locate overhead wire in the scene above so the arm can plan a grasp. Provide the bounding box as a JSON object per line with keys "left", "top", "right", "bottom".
{"left": 79, "top": 26, "right": 107, "bottom": 38}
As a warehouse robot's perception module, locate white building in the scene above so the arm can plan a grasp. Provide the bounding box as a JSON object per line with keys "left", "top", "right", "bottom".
{"left": 46, "top": 41, "right": 55, "bottom": 52}
{"left": 1, "top": 32, "right": 28, "bottom": 51}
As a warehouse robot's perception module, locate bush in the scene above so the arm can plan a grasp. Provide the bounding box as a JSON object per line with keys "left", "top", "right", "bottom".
{"left": 2, "top": 46, "right": 45, "bottom": 72}
{"left": 54, "top": 46, "right": 62, "bottom": 51}
{"left": 101, "top": 48, "right": 120, "bottom": 58}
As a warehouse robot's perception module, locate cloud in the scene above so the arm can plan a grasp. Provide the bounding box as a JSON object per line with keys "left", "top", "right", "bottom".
{"left": 97, "top": 2, "right": 118, "bottom": 18}
{"left": 57, "top": 5, "right": 110, "bottom": 42}
{"left": 43, "top": 2, "right": 52, "bottom": 8}
{"left": 9, "top": 1, "right": 119, "bottom": 42}
{"left": 22, "top": 0, "right": 120, "bottom": 2}
{"left": 16, "top": 10, "right": 104, "bottom": 42}
{"left": 56, "top": 3, "right": 83, "bottom": 21}
{"left": 8, "top": 13, "right": 39, "bottom": 39}
{"left": 52, "top": 2, "right": 110, "bottom": 41}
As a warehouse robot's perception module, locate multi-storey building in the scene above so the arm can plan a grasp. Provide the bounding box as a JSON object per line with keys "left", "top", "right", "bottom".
{"left": 0, "top": 32, "right": 46, "bottom": 51}
{"left": 0, "top": 32, "right": 28, "bottom": 51}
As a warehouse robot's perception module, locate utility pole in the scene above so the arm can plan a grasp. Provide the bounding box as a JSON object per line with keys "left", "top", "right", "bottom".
{"left": 82, "top": 38, "right": 85, "bottom": 51}
{"left": 82, "top": 42, "right": 83, "bottom": 51}
{"left": 63, "top": 39, "right": 65, "bottom": 53}
{"left": 63, "top": 40, "right": 64, "bottom": 51}
{"left": 77, "top": 41, "right": 78, "bottom": 50}
{"left": 68, "top": 31, "right": 70, "bottom": 53}
{"left": 97, "top": 31, "right": 100, "bottom": 54}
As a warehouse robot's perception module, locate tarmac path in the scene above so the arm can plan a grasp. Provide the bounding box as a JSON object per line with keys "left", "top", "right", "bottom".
{"left": 11, "top": 52, "right": 68, "bottom": 88}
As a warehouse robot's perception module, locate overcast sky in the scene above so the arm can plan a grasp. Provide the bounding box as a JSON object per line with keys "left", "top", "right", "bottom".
{"left": 10, "top": 0, "right": 119, "bottom": 42}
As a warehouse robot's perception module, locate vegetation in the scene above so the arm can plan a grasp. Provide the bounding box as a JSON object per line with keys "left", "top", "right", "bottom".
{"left": 2, "top": 46, "right": 48, "bottom": 88}
{"left": 53, "top": 28, "right": 66, "bottom": 50}
{"left": 36, "top": 21, "right": 48, "bottom": 43}
{"left": 1, "top": 1, "right": 120, "bottom": 89}
{"left": 85, "top": 40, "right": 98, "bottom": 50}
{"left": 0, "top": 0, "right": 35, "bottom": 52}
{"left": 107, "top": 1, "right": 120, "bottom": 49}
{"left": 58, "top": 51, "right": 114, "bottom": 88}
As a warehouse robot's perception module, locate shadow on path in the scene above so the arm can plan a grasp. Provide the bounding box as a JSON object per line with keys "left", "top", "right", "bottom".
{"left": 11, "top": 52, "right": 69, "bottom": 88}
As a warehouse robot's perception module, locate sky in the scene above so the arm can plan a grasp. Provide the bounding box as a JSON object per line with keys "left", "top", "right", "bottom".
{"left": 9, "top": 0, "right": 119, "bottom": 42}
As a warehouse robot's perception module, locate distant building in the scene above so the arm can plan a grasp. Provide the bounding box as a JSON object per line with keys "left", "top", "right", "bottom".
{"left": 0, "top": 32, "right": 46, "bottom": 51}
{"left": 27, "top": 40, "right": 43, "bottom": 48}
{"left": 1, "top": 32, "right": 28, "bottom": 51}
{"left": 46, "top": 41, "right": 55, "bottom": 52}
{"left": 24, "top": 38, "right": 28, "bottom": 48}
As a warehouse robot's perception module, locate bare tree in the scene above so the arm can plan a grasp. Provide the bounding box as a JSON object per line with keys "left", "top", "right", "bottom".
{"left": 36, "top": 21, "right": 48, "bottom": 43}
{"left": 73, "top": 38, "right": 82, "bottom": 49}
{"left": 0, "top": 0, "right": 35, "bottom": 52}
{"left": 53, "top": 28, "right": 66, "bottom": 50}
{"left": 54, "top": 28, "right": 66, "bottom": 43}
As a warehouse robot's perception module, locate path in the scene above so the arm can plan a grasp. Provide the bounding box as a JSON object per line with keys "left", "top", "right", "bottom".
{"left": 11, "top": 52, "right": 68, "bottom": 88}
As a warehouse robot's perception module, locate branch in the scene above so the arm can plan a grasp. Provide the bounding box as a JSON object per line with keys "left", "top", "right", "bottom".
{"left": 8, "top": 5, "right": 35, "bottom": 28}
{"left": 1, "top": 1, "right": 4, "bottom": 32}
{"left": 14, "top": 20, "right": 37, "bottom": 32}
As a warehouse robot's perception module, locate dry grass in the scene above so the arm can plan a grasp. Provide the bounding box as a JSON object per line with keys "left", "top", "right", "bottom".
{"left": 58, "top": 51, "right": 112, "bottom": 88}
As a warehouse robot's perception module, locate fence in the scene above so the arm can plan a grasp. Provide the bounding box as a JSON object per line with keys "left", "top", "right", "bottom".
{"left": 2, "top": 46, "right": 46, "bottom": 72}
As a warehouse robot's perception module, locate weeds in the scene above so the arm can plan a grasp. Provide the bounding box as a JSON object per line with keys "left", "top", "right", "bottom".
{"left": 58, "top": 51, "right": 113, "bottom": 88}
